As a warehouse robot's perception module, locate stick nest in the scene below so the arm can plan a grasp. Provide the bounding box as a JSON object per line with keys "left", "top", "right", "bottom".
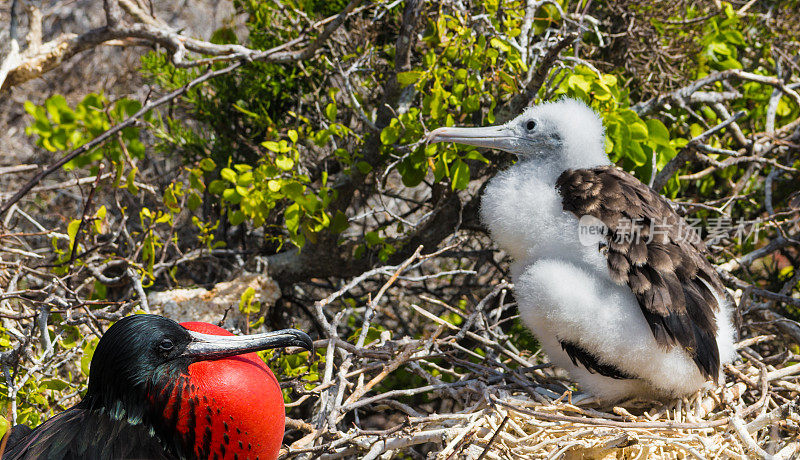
{"left": 279, "top": 249, "right": 800, "bottom": 459}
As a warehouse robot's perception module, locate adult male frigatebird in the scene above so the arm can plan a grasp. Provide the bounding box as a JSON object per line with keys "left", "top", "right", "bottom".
{"left": 428, "top": 98, "right": 737, "bottom": 401}
{"left": 3, "top": 314, "right": 313, "bottom": 459}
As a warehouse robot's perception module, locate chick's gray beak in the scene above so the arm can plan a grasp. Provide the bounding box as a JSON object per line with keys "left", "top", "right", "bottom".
{"left": 183, "top": 328, "right": 314, "bottom": 360}
{"left": 427, "top": 124, "right": 518, "bottom": 153}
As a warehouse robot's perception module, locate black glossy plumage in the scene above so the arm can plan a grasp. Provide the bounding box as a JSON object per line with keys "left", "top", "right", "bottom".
{"left": 4, "top": 406, "right": 174, "bottom": 460}
{"left": 556, "top": 166, "right": 725, "bottom": 380}
{"left": 3, "top": 315, "right": 198, "bottom": 460}
{"left": 559, "top": 340, "right": 635, "bottom": 380}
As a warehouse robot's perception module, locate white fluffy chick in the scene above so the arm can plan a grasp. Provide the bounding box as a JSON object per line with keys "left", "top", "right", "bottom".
{"left": 428, "top": 99, "right": 736, "bottom": 401}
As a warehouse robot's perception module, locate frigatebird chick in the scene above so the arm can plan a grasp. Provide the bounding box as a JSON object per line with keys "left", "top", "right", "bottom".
{"left": 428, "top": 99, "right": 736, "bottom": 401}
{"left": 4, "top": 314, "right": 313, "bottom": 459}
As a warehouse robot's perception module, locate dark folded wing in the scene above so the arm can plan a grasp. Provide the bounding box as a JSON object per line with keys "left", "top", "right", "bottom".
{"left": 559, "top": 339, "right": 635, "bottom": 379}
{"left": 3, "top": 425, "right": 33, "bottom": 454}
{"left": 3, "top": 407, "right": 174, "bottom": 460}
{"left": 556, "top": 165, "right": 725, "bottom": 380}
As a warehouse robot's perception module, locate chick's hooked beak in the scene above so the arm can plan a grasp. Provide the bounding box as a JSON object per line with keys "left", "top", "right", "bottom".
{"left": 182, "top": 328, "right": 314, "bottom": 360}
{"left": 426, "top": 124, "right": 519, "bottom": 153}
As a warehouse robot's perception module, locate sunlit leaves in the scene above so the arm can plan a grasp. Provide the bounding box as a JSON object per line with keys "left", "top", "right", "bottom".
{"left": 450, "top": 159, "right": 470, "bottom": 190}
{"left": 380, "top": 121, "right": 401, "bottom": 146}
{"left": 397, "top": 71, "right": 423, "bottom": 87}
{"left": 547, "top": 65, "right": 678, "bottom": 185}
{"left": 205, "top": 135, "right": 347, "bottom": 248}
{"left": 698, "top": 13, "right": 745, "bottom": 72}
{"left": 25, "top": 93, "right": 147, "bottom": 170}
{"left": 380, "top": 3, "right": 560, "bottom": 193}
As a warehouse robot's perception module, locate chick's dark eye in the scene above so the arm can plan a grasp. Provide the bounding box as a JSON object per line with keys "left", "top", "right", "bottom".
{"left": 158, "top": 339, "right": 174, "bottom": 352}
{"left": 526, "top": 120, "right": 537, "bottom": 131}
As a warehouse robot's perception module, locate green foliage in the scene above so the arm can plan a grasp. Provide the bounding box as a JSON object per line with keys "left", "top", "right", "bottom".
{"left": 697, "top": 5, "right": 745, "bottom": 72}
{"left": 239, "top": 287, "right": 264, "bottom": 329}
{"left": 199, "top": 131, "right": 350, "bottom": 248}
{"left": 140, "top": 1, "right": 364, "bottom": 250}
{"left": 384, "top": 11, "right": 518, "bottom": 191}
{"left": 25, "top": 94, "right": 146, "bottom": 170}
{"left": 546, "top": 66, "right": 679, "bottom": 189}
{"left": 383, "top": 3, "right": 681, "bottom": 195}
{"left": 0, "top": 332, "right": 97, "bottom": 434}
{"left": 50, "top": 206, "right": 108, "bottom": 274}
{"left": 140, "top": 0, "right": 335, "bottom": 166}
{"left": 23, "top": 93, "right": 174, "bottom": 287}
{"left": 271, "top": 347, "right": 324, "bottom": 403}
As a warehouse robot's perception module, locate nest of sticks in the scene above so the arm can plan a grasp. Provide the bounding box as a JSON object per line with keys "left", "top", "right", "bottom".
{"left": 415, "top": 351, "right": 800, "bottom": 459}
{"left": 280, "top": 249, "right": 800, "bottom": 459}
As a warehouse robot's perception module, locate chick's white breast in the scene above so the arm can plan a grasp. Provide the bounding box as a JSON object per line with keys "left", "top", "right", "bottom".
{"left": 479, "top": 162, "right": 609, "bottom": 276}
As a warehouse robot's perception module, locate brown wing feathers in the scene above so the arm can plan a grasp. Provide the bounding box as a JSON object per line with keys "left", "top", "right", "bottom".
{"left": 556, "top": 166, "right": 723, "bottom": 380}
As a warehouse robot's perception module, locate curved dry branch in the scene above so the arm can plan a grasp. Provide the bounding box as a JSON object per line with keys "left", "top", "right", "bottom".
{"left": 0, "top": 0, "right": 363, "bottom": 91}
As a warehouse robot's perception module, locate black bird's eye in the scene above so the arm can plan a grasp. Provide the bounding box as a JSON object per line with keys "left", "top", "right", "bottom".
{"left": 526, "top": 120, "right": 537, "bottom": 131}
{"left": 158, "top": 339, "right": 175, "bottom": 352}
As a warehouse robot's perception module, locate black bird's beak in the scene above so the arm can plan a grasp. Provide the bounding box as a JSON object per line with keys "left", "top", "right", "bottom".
{"left": 182, "top": 328, "right": 314, "bottom": 360}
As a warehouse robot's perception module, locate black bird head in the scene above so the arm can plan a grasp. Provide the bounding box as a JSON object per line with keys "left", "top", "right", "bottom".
{"left": 83, "top": 314, "right": 312, "bottom": 425}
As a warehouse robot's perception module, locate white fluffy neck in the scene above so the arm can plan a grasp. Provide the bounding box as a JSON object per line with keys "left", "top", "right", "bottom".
{"left": 479, "top": 153, "right": 610, "bottom": 270}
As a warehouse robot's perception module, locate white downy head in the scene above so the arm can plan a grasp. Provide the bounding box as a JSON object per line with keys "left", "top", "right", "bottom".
{"left": 427, "top": 98, "right": 608, "bottom": 170}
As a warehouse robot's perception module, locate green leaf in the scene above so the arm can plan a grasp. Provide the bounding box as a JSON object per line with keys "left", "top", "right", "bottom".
{"left": 262, "top": 141, "right": 281, "bottom": 152}
{"left": 276, "top": 156, "right": 295, "bottom": 171}
{"left": 237, "top": 171, "right": 254, "bottom": 186}
{"left": 629, "top": 122, "right": 648, "bottom": 141}
{"left": 329, "top": 211, "right": 349, "bottom": 233}
{"left": 81, "top": 338, "right": 99, "bottom": 377}
{"left": 723, "top": 2, "right": 734, "bottom": 18}
{"left": 356, "top": 161, "right": 372, "bottom": 174}
{"left": 41, "top": 378, "right": 70, "bottom": 391}
{"left": 365, "top": 231, "right": 382, "bottom": 246}
{"left": 568, "top": 75, "right": 591, "bottom": 93}
{"left": 398, "top": 157, "right": 427, "bottom": 187}
{"left": 380, "top": 125, "right": 400, "bottom": 145}
{"left": 67, "top": 219, "right": 81, "bottom": 252}
{"left": 199, "top": 158, "right": 216, "bottom": 172}
{"left": 489, "top": 37, "right": 510, "bottom": 52}
{"left": 163, "top": 188, "right": 180, "bottom": 213}
{"left": 628, "top": 141, "right": 647, "bottom": 166}
{"left": 645, "top": 119, "right": 670, "bottom": 146}
{"left": 126, "top": 167, "right": 139, "bottom": 195}
{"left": 601, "top": 74, "right": 618, "bottom": 87}
{"left": 325, "top": 103, "right": 337, "bottom": 122}
{"left": 187, "top": 192, "right": 202, "bottom": 211}
{"left": 45, "top": 95, "right": 69, "bottom": 124}
{"left": 209, "top": 180, "right": 227, "bottom": 195}
{"left": 591, "top": 81, "right": 612, "bottom": 101}
{"left": 463, "top": 150, "right": 490, "bottom": 164}
{"left": 284, "top": 203, "right": 301, "bottom": 234}
{"left": 430, "top": 89, "right": 445, "bottom": 119}
{"left": 463, "top": 94, "right": 481, "bottom": 113}
{"left": 221, "top": 168, "right": 237, "bottom": 183}
{"left": 228, "top": 210, "right": 246, "bottom": 226}
{"left": 450, "top": 159, "right": 470, "bottom": 190}
{"left": 433, "top": 156, "right": 447, "bottom": 182}
{"left": 222, "top": 188, "right": 241, "bottom": 203}
{"left": 281, "top": 182, "right": 305, "bottom": 201}
{"left": 776, "top": 99, "right": 791, "bottom": 117}
{"left": 397, "top": 71, "right": 423, "bottom": 87}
